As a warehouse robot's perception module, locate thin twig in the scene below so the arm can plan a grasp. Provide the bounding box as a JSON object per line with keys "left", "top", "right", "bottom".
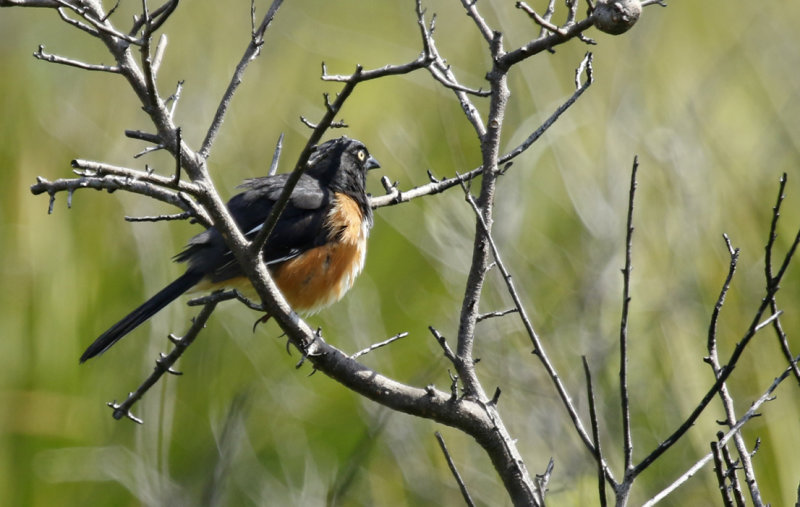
{"left": 351, "top": 332, "right": 410, "bottom": 360}
{"left": 173, "top": 126, "right": 182, "bottom": 184}
{"left": 619, "top": 155, "right": 638, "bottom": 473}
{"left": 166, "top": 78, "right": 183, "bottom": 120}
{"left": 703, "top": 234, "right": 759, "bottom": 504}
{"left": 517, "top": 2, "right": 568, "bottom": 36}
{"left": 33, "top": 44, "right": 120, "bottom": 72}
{"left": 764, "top": 173, "right": 800, "bottom": 385}
{"left": 268, "top": 133, "right": 284, "bottom": 176}
{"left": 429, "top": 326, "right": 457, "bottom": 365}
{"left": 187, "top": 289, "right": 264, "bottom": 312}
{"left": 0, "top": 0, "right": 60, "bottom": 6}
{"left": 718, "top": 435, "right": 747, "bottom": 506}
{"left": 70, "top": 158, "right": 197, "bottom": 192}
{"left": 106, "top": 300, "right": 218, "bottom": 423}
{"left": 371, "top": 52, "right": 593, "bottom": 210}
{"left": 434, "top": 431, "right": 476, "bottom": 507}
{"left": 126, "top": 129, "right": 162, "bottom": 144}
{"left": 321, "top": 58, "right": 426, "bottom": 83}
{"left": 501, "top": 17, "right": 595, "bottom": 68}
{"left": 200, "top": 0, "right": 284, "bottom": 158}
{"left": 125, "top": 211, "right": 191, "bottom": 222}
{"left": 710, "top": 439, "right": 736, "bottom": 507}
{"left": 643, "top": 354, "right": 800, "bottom": 506}
{"left": 633, "top": 187, "right": 800, "bottom": 478}
{"left": 140, "top": 0, "right": 179, "bottom": 38}
{"left": 476, "top": 308, "right": 518, "bottom": 323}
{"left": 707, "top": 234, "right": 739, "bottom": 364}
{"left": 633, "top": 305, "right": 786, "bottom": 479}
{"left": 534, "top": 458, "right": 555, "bottom": 503}
{"left": 583, "top": 357, "right": 609, "bottom": 507}
{"left": 53, "top": 1, "right": 143, "bottom": 44}
{"left": 151, "top": 33, "right": 167, "bottom": 76}
{"left": 456, "top": 174, "right": 616, "bottom": 485}
{"left": 418, "top": 1, "right": 486, "bottom": 136}
{"left": 459, "top": 0, "right": 494, "bottom": 43}
{"left": 30, "top": 174, "right": 205, "bottom": 222}
{"left": 250, "top": 66, "right": 363, "bottom": 257}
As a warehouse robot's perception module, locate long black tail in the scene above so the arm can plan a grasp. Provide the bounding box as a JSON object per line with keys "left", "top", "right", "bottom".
{"left": 80, "top": 270, "right": 204, "bottom": 363}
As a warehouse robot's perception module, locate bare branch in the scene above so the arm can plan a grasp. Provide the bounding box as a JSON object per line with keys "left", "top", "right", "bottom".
{"left": 417, "top": 1, "right": 486, "bottom": 136}
{"left": 129, "top": 0, "right": 180, "bottom": 37}
{"left": 707, "top": 234, "right": 739, "bottom": 363}
{"left": 370, "top": 52, "right": 593, "bottom": 210}
{"left": 0, "top": 0, "right": 60, "bottom": 6}
{"left": 435, "top": 431, "right": 476, "bottom": 507}
{"left": 459, "top": 0, "right": 494, "bottom": 43}
{"left": 476, "top": 307, "right": 518, "bottom": 323}
{"left": 429, "top": 326, "right": 457, "bottom": 365}
{"left": 106, "top": 300, "right": 219, "bottom": 422}
{"left": 125, "top": 129, "right": 162, "bottom": 144}
{"left": 633, "top": 299, "right": 787, "bottom": 479}
{"left": 643, "top": 354, "right": 800, "bottom": 506}
{"left": 268, "top": 133, "right": 284, "bottom": 176}
{"left": 199, "top": 0, "right": 284, "bottom": 158}
{"left": 583, "top": 357, "right": 609, "bottom": 507}
{"left": 33, "top": 44, "right": 121, "bottom": 72}
{"left": 250, "top": 66, "right": 363, "bottom": 257}
{"left": 321, "top": 58, "right": 426, "bottom": 83}
{"left": 125, "top": 211, "right": 191, "bottom": 223}
{"left": 456, "top": 174, "right": 616, "bottom": 485}
{"left": 717, "top": 435, "right": 747, "bottom": 506}
{"left": 619, "top": 156, "right": 638, "bottom": 473}
{"left": 187, "top": 289, "right": 264, "bottom": 312}
{"left": 151, "top": 34, "right": 167, "bottom": 75}
{"left": 30, "top": 174, "right": 203, "bottom": 220}
{"left": 703, "top": 233, "right": 764, "bottom": 505}
{"left": 140, "top": 0, "right": 179, "bottom": 38}
{"left": 764, "top": 173, "right": 800, "bottom": 385}
{"left": 54, "top": 0, "right": 142, "bottom": 44}
{"left": 517, "top": 2, "right": 569, "bottom": 36}
{"left": 70, "top": 158, "right": 200, "bottom": 195}
{"left": 502, "top": 15, "right": 595, "bottom": 68}
{"left": 55, "top": 6, "right": 99, "bottom": 37}
{"left": 710, "top": 439, "right": 736, "bottom": 507}
{"left": 350, "top": 332, "right": 409, "bottom": 360}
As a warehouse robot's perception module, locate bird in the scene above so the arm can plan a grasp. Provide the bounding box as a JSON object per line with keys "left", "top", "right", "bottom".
{"left": 80, "top": 136, "right": 380, "bottom": 363}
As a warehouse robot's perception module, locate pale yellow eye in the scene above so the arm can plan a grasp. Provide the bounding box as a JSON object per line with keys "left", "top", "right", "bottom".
{"left": 357, "top": 149, "right": 366, "bottom": 162}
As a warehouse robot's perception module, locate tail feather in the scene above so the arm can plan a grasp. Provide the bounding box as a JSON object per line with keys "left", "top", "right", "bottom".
{"left": 80, "top": 270, "right": 204, "bottom": 363}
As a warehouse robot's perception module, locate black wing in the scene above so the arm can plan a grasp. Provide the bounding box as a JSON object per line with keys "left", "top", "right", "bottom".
{"left": 175, "top": 173, "right": 332, "bottom": 282}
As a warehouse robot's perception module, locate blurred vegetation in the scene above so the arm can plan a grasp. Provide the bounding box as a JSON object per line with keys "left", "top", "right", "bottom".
{"left": 2, "top": 1, "right": 799, "bottom": 505}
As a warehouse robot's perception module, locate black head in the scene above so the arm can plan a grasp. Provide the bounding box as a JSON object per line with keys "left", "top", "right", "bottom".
{"left": 306, "top": 137, "right": 379, "bottom": 218}
{"left": 306, "top": 137, "right": 380, "bottom": 192}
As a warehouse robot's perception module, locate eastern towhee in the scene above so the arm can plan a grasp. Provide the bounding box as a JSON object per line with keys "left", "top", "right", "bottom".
{"left": 80, "top": 136, "right": 380, "bottom": 362}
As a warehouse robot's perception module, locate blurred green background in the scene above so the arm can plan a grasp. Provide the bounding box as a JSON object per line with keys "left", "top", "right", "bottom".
{"left": 2, "top": 1, "right": 799, "bottom": 505}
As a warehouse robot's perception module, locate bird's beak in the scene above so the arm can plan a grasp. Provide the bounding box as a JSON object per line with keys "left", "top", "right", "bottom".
{"left": 366, "top": 155, "right": 381, "bottom": 170}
